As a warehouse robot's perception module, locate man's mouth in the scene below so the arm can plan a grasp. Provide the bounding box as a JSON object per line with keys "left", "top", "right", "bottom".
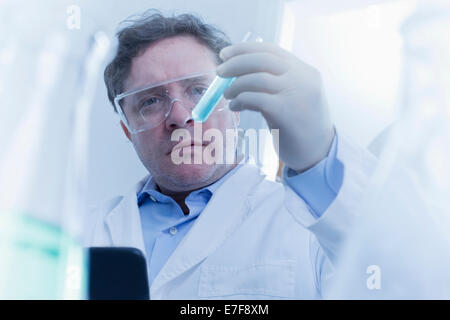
{"left": 168, "top": 140, "right": 208, "bottom": 155}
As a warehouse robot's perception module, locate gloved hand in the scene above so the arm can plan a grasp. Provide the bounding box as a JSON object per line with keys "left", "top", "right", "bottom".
{"left": 217, "top": 42, "right": 335, "bottom": 172}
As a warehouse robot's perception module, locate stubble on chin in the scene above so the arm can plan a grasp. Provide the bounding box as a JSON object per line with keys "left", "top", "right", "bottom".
{"left": 155, "top": 162, "right": 231, "bottom": 193}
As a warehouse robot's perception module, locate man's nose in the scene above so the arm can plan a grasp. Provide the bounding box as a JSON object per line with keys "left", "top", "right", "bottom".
{"left": 164, "top": 98, "right": 195, "bottom": 130}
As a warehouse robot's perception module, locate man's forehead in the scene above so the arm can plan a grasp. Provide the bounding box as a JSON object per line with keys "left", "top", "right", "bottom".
{"left": 124, "top": 35, "right": 218, "bottom": 92}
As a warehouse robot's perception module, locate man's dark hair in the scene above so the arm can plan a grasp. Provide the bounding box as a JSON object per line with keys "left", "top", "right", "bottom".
{"left": 104, "top": 10, "right": 232, "bottom": 111}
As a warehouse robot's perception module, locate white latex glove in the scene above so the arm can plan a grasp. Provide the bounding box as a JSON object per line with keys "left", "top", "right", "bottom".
{"left": 217, "top": 42, "right": 335, "bottom": 172}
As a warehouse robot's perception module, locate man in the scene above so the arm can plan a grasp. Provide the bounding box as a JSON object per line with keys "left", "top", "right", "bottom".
{"left": 85, "top": 11, "right": 377, "bottom": 299}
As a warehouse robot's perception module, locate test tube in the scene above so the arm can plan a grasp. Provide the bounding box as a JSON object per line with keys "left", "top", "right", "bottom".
{"left": 191, "top": 32, "right": 262, "bottom": 122}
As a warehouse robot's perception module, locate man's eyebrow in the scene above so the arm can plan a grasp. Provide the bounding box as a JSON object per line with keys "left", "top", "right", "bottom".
{"left": 130, "top": 86, "right": 167, "bottom": 102}
{"left": 181, "top": 75, "right": 213, "bottom": 84}
{"left": 141, "top": 85, "right": 167, "bottom": 94}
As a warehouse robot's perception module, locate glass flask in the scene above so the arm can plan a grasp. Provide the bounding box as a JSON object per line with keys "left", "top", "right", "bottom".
{"left": 325, "top": 0, "right": 450, "bottom": 299}
{"left": 0, "top": 2, "right": 110, "bottom": 299}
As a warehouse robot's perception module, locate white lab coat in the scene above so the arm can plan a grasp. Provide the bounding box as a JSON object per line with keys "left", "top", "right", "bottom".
{"left": 84, "top": 134, "right": 377, "bottom": 299}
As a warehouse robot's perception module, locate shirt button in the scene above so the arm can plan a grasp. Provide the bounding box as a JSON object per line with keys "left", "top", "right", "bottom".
{"left": 169, "top": 227, "right": 177, "bottom": 235}
{"left": 149, "top": 195, "right": 157, "bottom": 202}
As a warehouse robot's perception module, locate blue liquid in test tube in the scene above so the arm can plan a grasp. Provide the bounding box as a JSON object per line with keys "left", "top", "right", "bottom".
{"left": 191, "top": 32, "right": 261, "bottom": 123}
{"left": 191, "top": 76, "right": 236, "bottom": 122}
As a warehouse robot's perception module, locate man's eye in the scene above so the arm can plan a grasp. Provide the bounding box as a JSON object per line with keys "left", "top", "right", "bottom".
{"left": 139, "top": 96, "right": 164, "bottom": 110}
{"left": 189, "top": 86, "right": 207, "bottom": 96}
{"left": 142, "top": 97, "right": 159, "bottom": 106}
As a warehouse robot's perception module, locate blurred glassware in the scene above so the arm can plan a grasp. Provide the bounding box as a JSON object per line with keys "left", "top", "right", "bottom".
{"left": 325, "top": 0, "right": 450, "bottom": 299}
{"left": 0, "top": 2, "right": 110, "bottom": 299}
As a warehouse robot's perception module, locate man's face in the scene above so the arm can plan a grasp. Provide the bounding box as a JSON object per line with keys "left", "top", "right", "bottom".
{"left": 122, "top": 35, "right": 239, "bottom": 193}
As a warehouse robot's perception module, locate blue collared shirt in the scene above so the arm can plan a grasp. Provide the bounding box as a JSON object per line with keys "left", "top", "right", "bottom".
{"left": 138, "top": 134, "right": 341, "bottom": 288}
{"left": 283, "top": 133, "right": 342, "bottom": 218}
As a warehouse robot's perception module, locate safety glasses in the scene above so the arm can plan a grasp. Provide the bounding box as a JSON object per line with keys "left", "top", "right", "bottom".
{"left": 114, "top": 71, "right": 227, "bottom": 134}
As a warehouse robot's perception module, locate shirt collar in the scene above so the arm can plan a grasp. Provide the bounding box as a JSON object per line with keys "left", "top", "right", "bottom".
{"left": 137, "top": 160, "right": 245, "bottom": 205}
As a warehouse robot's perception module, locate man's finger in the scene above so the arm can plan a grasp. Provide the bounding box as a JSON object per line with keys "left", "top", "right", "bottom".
{"left": 220, "top": 42, "right": 295, "bottom": 61}
{"left": 228, "top": 91, "right": 279, "bottom": 116}
{"left": 223, "top": 72, "right": 284, "bottom": 100}
{"left": 217, "top": 52, "right": 289, "bottom": 78}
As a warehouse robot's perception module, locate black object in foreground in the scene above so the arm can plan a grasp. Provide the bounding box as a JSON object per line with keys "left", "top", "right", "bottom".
{"left": 88, "top": 247, "right": 149, "bottom": 300}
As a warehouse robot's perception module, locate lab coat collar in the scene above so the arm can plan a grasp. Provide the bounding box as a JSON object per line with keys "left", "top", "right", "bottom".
{"left": 150, "top": 163, "right": 265, "bottom": 298}
{"left": 104, "top": 175, "right": 149, "bottom": 255}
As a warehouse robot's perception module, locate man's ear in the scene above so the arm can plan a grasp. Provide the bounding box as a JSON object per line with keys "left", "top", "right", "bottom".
{"left": 120, "top": 121, "right": 132, "bottom": 142}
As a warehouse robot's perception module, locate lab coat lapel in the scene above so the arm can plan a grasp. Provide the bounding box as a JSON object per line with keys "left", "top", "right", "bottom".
{"left": 104, "top": 176, "right": 148, "bottom": 257}
{"left": 150, "top": 164, "right": 265, "bottom": 297}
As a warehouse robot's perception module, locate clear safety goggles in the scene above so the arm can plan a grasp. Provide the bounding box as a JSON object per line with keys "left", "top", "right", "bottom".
{"left": 114, "top": 71, "right": 228, "bottom": 134}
